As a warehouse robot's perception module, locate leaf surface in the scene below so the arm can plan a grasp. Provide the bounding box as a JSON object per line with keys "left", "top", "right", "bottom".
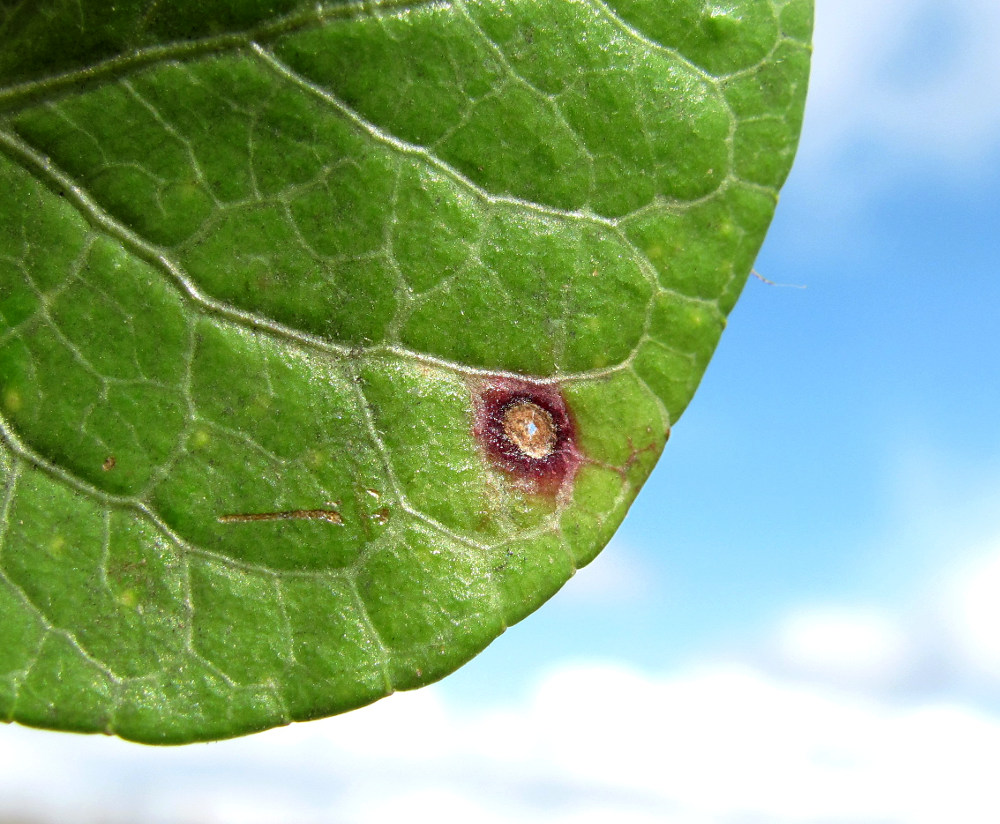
{"left": 0, "top": 0, "right": 812, "bottom": 742}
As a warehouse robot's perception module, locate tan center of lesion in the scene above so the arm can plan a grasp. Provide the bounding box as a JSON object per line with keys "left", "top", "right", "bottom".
{"left": 502, "top": 400, "right": 557, "bottom": 459}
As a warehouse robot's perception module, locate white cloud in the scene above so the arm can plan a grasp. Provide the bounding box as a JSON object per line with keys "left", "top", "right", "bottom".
{"left": 800, "top": 0, "right": 1000, "bottom": 177}
{"left": 943, "top": 544, "right": 1000, "bottom": 682}
{"left": 758, "top": 543, "right": 1000, "bottom": 700}
{"left": 772, "top": 605, "right": 913, "bottom": 689}
{"left": 5, "top": 654, "right": 1000, "bottom": 824}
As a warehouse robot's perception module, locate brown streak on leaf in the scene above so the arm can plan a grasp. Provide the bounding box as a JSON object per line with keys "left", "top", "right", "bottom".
{"left": 217, "top": 508, "right": 344, "bottom": 525}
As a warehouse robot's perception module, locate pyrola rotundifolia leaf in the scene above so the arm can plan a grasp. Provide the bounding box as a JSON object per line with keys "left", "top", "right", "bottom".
{"left": 0, "top": 0, "right": 813, "bottom": 742}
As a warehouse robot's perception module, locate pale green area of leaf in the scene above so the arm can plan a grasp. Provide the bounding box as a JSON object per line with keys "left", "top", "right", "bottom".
{"left": 0, "top": 0, "right": 812, "bottom": 742}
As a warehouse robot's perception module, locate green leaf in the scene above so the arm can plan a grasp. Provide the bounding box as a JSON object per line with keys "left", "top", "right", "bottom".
{"left": 0, "top": 0, "right": 812, "bottom": 743}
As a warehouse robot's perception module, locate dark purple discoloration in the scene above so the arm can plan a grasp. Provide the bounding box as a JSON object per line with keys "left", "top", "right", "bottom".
{"left": 471, "top": 376, "right": 582, "bottom": 495}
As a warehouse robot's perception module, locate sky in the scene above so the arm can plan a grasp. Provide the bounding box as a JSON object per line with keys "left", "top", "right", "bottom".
{"left": 3, "top": 0, "right": 1000, "bottom": 821}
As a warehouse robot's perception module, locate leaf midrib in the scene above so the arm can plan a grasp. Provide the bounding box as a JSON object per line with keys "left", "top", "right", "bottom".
{"left": 0, "top": 0, "right": 734, "bottom": 116}
{"left": 0, "top": 0, "right": 435, "bottom": 113}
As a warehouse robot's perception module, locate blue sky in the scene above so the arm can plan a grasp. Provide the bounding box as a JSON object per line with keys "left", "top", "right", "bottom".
{"left": 3, "top": 1, "right": 1000, "bottom": 822}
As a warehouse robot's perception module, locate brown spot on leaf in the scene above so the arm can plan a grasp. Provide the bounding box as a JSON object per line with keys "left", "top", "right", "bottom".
{"left": 471, "top": 376, "right": 581, "bottom": 496}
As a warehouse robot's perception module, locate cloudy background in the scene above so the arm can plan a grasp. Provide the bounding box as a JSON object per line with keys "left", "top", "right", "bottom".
{"left": 3, "top": 0, "right": 1000, "bottom": 821}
